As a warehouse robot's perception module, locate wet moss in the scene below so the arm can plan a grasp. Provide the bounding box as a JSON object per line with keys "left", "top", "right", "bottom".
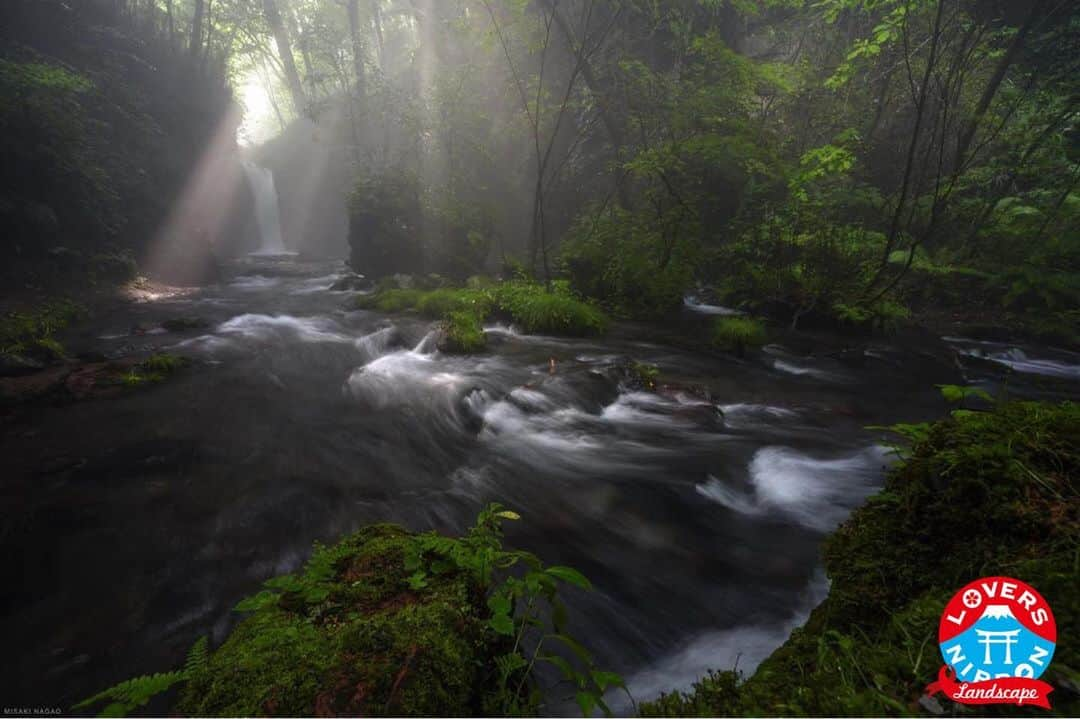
{"left": 177, "top": 524, "right": 496, "bottom": 717}
{"left": 642, "top": 400, "right": 1080, "bottom": 716}
{"left": 711, "top": 316, "right": 767, "bottom": 355}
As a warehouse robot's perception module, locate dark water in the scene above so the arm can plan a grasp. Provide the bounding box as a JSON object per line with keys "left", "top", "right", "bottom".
{"left": 3, "top": 257, "right": 1076, "bottom": 713}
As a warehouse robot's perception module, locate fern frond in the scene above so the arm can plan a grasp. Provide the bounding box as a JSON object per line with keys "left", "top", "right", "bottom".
{"left": 73, "top": 671, "right": 186, "bottom": 717}
{"left": 183, "top": 636, "right": 209, "bottom": 678}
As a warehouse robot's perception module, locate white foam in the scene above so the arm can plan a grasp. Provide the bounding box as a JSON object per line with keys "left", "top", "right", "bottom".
{"left": 719, "top": 403, "right": 798, "bottom": 428}
{"left": 981, "top": 348, "right": 1080, "bottom": 380}
{"left": 698, "top": 445, "right": 888, "bottom": 532}
{"left": 683, "top": 296, "right": 743, "bottom": 316}
{"left": 354, "top": 326, "right": 399, "bottom": 361}
{"left": 621, "top": 573, "right": 829, "bottom": 710}
{"left": 229, "top": 275, "right": 280, "bottom": 291}
{"left": 216, "top": 314, "right": 351, "bottom": 343}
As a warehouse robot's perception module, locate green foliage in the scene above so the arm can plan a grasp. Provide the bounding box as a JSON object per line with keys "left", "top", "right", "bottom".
{"left": 488, "top": 281, "right": 608, "bottom": 336}
{"left": 562, "top": 205, "right": 696, "bottom": 319}
{"left": 711, "top": 317, "right": 767, "bottom": 355}
{"left": 441, "top": 311, "right": 487, "bottom": 354}
{"left": 354, "top": 288, "right": 425, "bottom": 312}
{"left": 356, "top": 282, "right": 608, "bottom": 338}
{"left": 74, "top": 638, "right": 208, "bottom": 717}
{"left": 416, "top": 288, "right": 494, "bottom": 319}
{"left": 122, "top": 353, "right": 189, "bottom": 386}
{"left": 715, "top": 217, "right": 887, "bottom": 328}
{"left": 643, "top": 399, "right": 1080, "bottom": 716}
{"left": 831, "top": 299, "right": 910, "bottom": 332}
{"left": 84, "top": 511, "right": 617, "bottom": 717}
{"left": 630, "top": 362, "right": 660, "bottom": 390}
{"left": 405, "top": 504, "right": 626, "bottom": 716}
{"left": 0, "top": 299, "right": 85, "bottom": 360}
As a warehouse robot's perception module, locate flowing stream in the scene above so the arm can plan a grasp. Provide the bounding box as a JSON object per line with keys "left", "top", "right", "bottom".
{"left": 3, "top": 257, "right": 1077, "bottom": 712}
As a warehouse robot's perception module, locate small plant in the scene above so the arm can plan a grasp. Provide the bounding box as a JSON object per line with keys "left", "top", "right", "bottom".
{"left": 441, "top": 311, "right": 486, "bottom": 353}
{"left": 74, "top": 637, "right": 208, "bottom": 717}
{"left": 711, "top": 316, "right": 767, "bottom": 356}
{"left": 121, "top": 353, "right": 189, "bottom": 386}
{"left": 630, "top": 361, "right": 660, "bottom": 390}
{"left": 405, "top": 504, "right": 629, "bottom": 716}
{"left": 0, "top": 299, "right": 85, "bottom": 360}
{"left": 832, "top": 300, "right": 910, "bottom": 333}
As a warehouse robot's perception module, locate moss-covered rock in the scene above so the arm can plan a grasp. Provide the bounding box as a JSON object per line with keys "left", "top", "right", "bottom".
{"left": 642, "top": 400, "right": 1080, "bottom": 716}
{"left": 177, "top": 524, "right": 497, "bottom": 717}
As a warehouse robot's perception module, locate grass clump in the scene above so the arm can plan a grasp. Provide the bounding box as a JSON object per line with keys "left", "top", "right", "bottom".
{"left": 641, "top": 399, "right": 1080, "bottom": 716}
{"left": 122, "top": 352, "right": 189, "bottom": 386}
{"left": 354, "top": 281, "right": 609, "bottom": 338}
{"left": 440, "top": 311, "right": 486, "bottom": 354}
{"left": 711, "top": 316, "right": 767, "bottom": 355}
{"left": 354, "top": 288, "right": 425, "bottom": 312}
{"left": 415, "top": 288, "right": 493, "bottom": 319}
{"left": 489, "top": 281, "right": 608, "bottom": 336}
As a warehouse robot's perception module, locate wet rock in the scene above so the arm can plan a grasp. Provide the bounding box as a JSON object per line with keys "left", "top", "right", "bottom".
{"left": 329, "top": 274, "right": 373, "bottom": 292}
{"left": 0, "top": 352, "right": 45, "bottom": 377}
{"left": 161, "top": 317, "right": 209, "bottom": 332}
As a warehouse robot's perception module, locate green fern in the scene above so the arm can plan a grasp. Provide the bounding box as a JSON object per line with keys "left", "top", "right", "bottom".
{"left": 74, "top": 637, "right": 210, "bottom": 717}
{"left": 72, "top": 672, "right": 186, "bottom": 717}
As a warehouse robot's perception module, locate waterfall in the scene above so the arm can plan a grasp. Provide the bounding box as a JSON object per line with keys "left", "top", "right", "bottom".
{"left": 242, "top": 160, "right": 289, "bottom": 255}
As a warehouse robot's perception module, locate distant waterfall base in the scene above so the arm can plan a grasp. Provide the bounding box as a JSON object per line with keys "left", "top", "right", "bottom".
{"left": 242, "top": 161, "right": 294, "bottom": 256}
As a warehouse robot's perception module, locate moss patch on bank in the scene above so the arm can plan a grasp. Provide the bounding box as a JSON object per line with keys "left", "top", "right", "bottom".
{"left": 355, "top": 280, "right": 608, "bottom": 353}
{"left": 642, "top": 399, "right": 1080, "bottom": 716}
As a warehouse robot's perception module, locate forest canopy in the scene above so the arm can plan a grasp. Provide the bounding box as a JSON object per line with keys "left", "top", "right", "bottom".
{"left": 2, "top": 0, "right": 1078, "bottom": 338}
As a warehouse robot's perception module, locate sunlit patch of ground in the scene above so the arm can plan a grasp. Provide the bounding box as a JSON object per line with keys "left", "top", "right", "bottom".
{"left": 123, "top": 276, "right": 201, "bottom": 303}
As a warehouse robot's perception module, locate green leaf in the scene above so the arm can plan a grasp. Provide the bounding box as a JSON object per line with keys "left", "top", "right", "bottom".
{"left": 576, "top": 690, "right": 598, "bottom": 717}
{"left": 495, "top": 510, "right": 521, "bottom": 520}
{"left": 545, "top": 565, "right": 593, "bottom": 590}
{"left": 487, "top": 592, "right": 512, "bottom": 616}
{"left": 488, "top": 612, "right": 516, "bottom": 636}
{"left": 590, "top": 670, "right": 625, "bottom": 691}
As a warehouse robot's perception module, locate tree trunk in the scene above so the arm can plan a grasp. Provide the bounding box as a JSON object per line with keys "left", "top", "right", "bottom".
{"left": 189, "top": 0, "right": 205, "bottom": 57}
{"left": 347, "top": 0, "right": 368, "bottom": 96}
{"left": 371, "top": 0, "right": 386, "bottom": 71}
{"left": 954, "top": 0, "right": 1045, "bottom": 172}
{"left": 262, "top": 0, "right": 307, "bottom": 115}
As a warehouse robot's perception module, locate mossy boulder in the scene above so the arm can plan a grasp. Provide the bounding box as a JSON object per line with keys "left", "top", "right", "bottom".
{"left": 643, "top": 400, "right": 1080, "bottom": 716}
{"left": 178, "top": 524, "right": 498, "bottom": 717}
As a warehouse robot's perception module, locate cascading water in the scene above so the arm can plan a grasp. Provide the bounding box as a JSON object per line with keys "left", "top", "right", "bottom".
{"left": 242, "top": 160, "right": 290, "bottom": 255}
